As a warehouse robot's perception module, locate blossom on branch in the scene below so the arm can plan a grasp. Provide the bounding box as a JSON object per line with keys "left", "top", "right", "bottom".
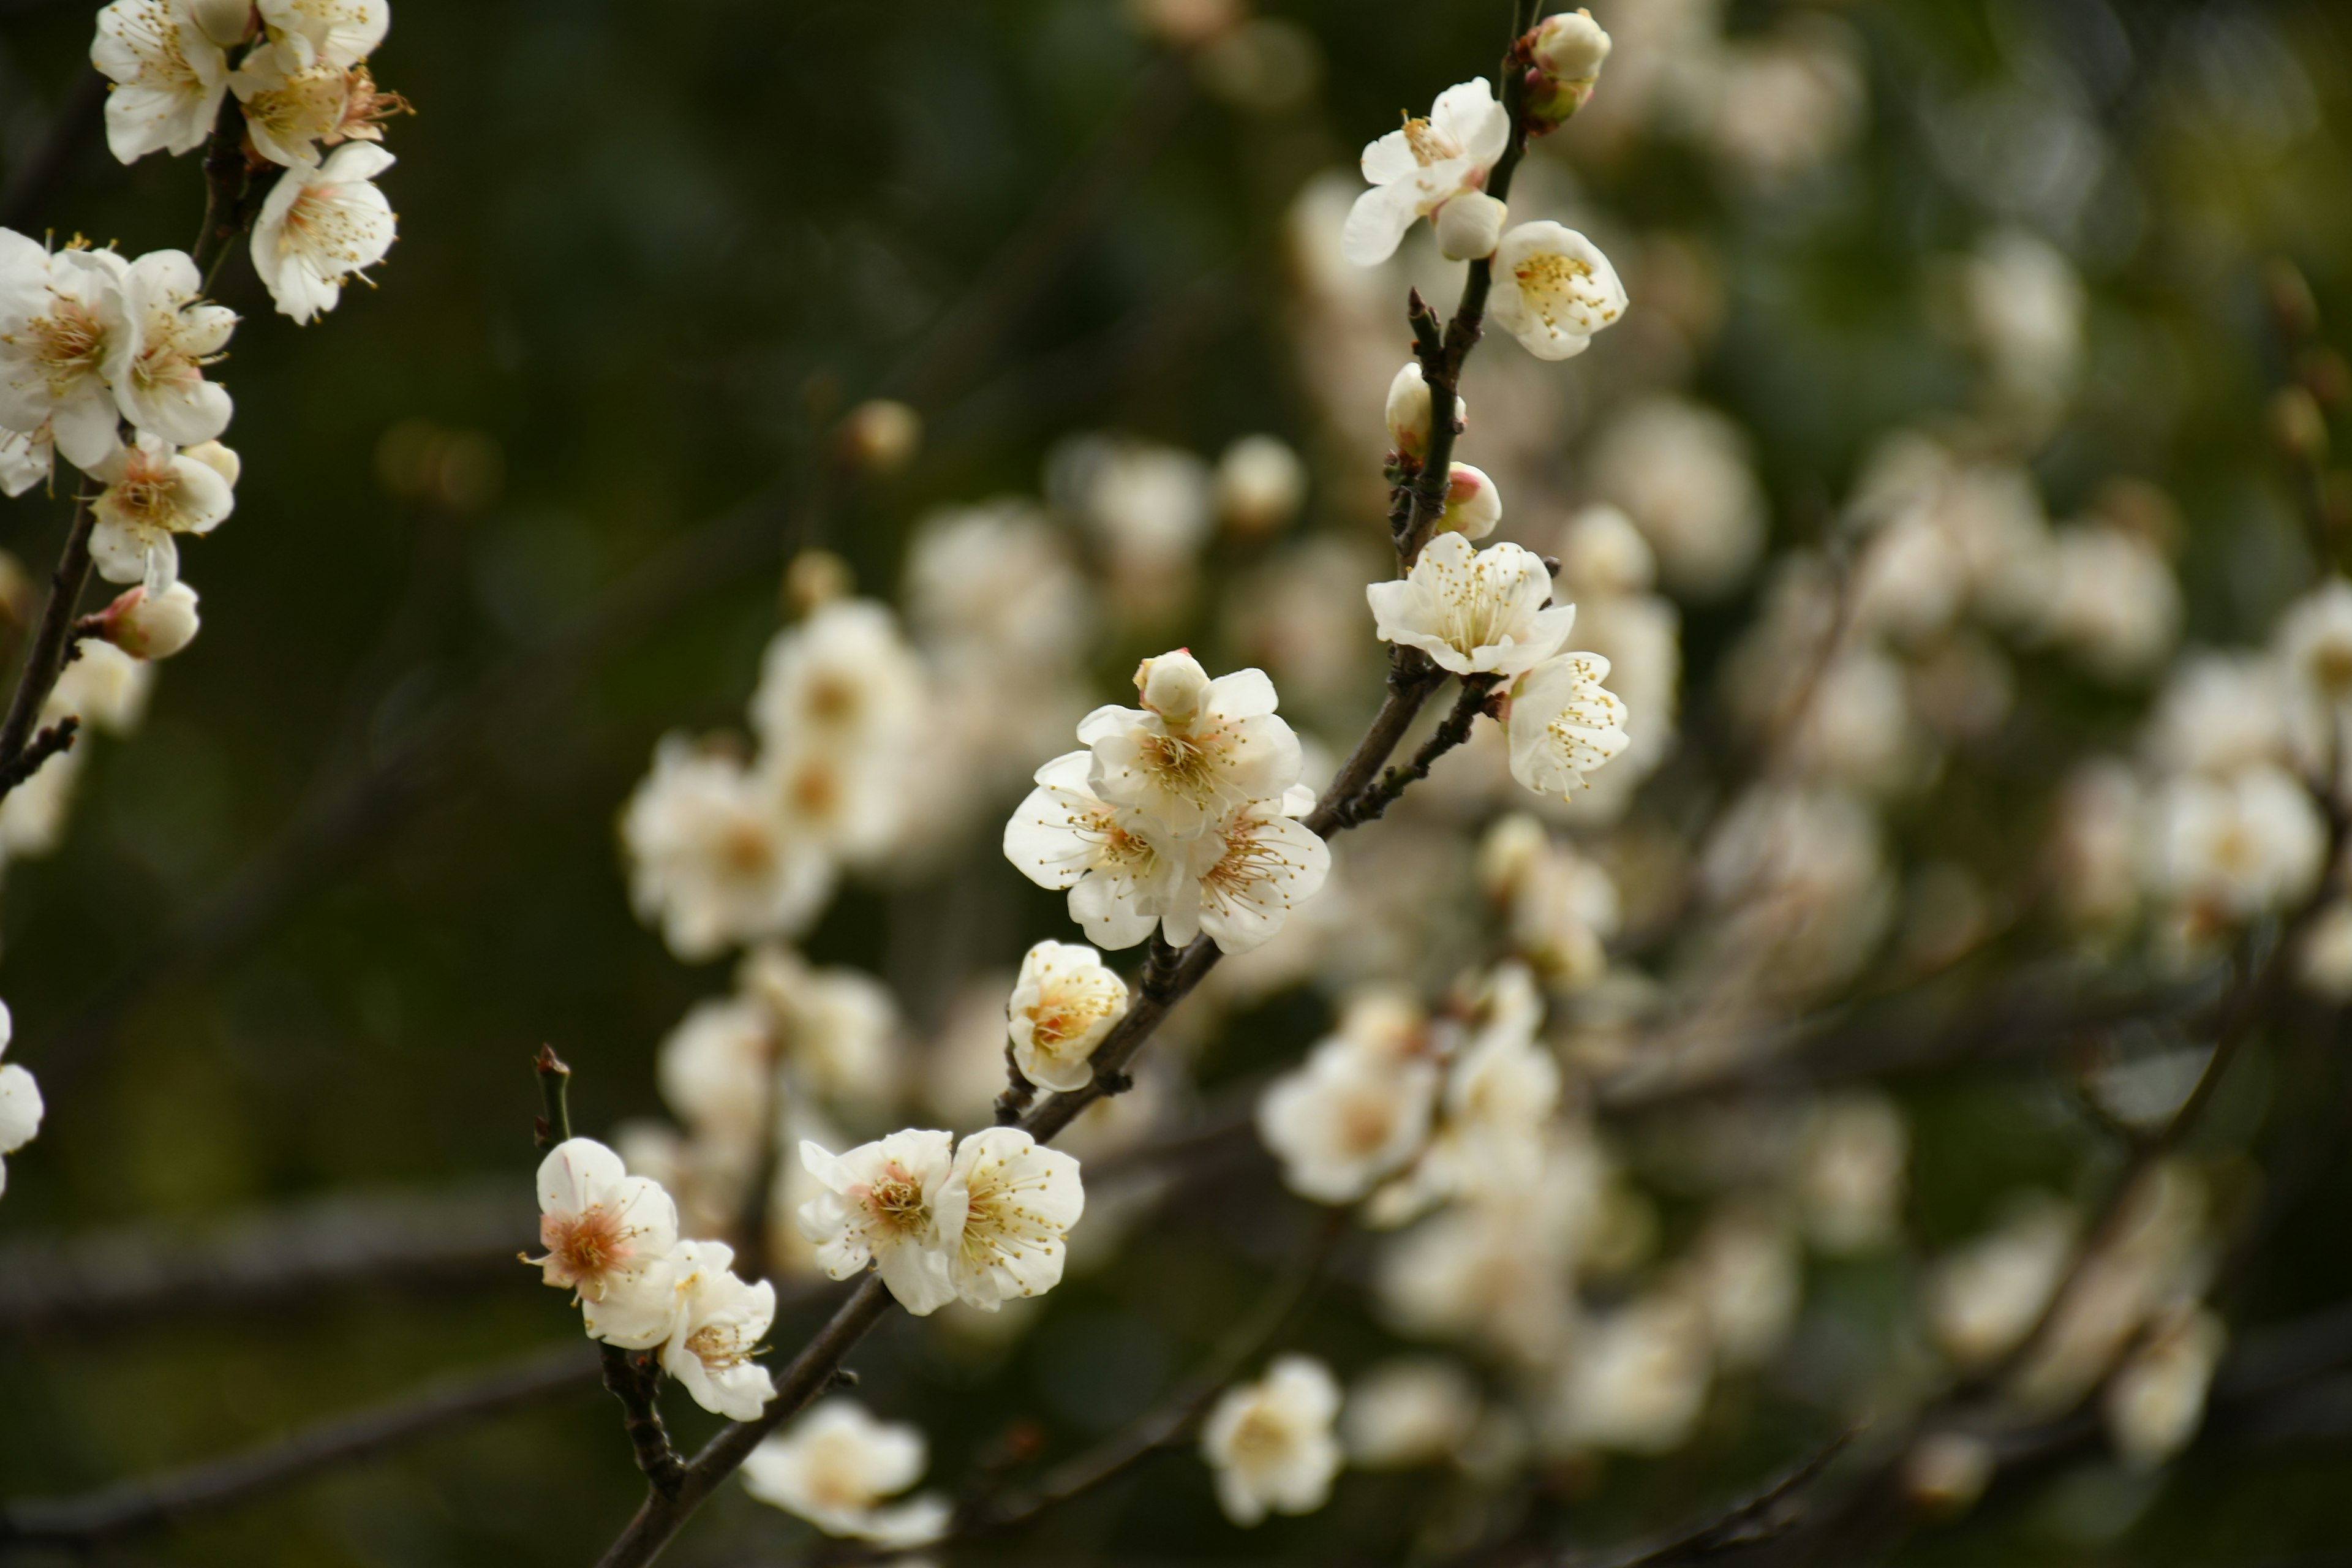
{"left": 1201, "top": 1354, "right": 1344, "bottom": 1526}
{"left": 947, "top": 1126, "right": 1085, "bottom": 1310}
{"left": 1005, "top": 750, "right": 1181, "bottom": 950}
{"left": 109, "top": 249, "right": 235, "bottom": 447}
{"left": 0, "top": 1001, "right": 41, "bottom": 1199}
{"left": 796, "top": 1129, "right": 966, "bottom": 1316}
{"left": 1343, "top": 79, "right": 1510, "bottom": 267}
{"left": 88, "top": 430, "right": 236, "bottom": 594}
{"left": 0, "top": 238, "right": 132, "bottom": 470}
{"left": 1082, "top": 651, "right": 1304, "bottom": 839}
{"left": 1488, "top": 221, "right": 1627, "bottom": 361}
{"left": 1164, "top": 790, "right": 1330, "bottom": 954}
{"left": 89, "top": 580, "right": 203, "bottom": 660}
{"left": 741, "top": 1400, "right": 951, "bottom": 1546}
{"left": 258, "top": 0, "right": 390, "bottom": 70}
{"left": 527, "top": 1137, "right": 681, "bottom": 1349}
{"left": 1368, "top": 532, "right": 1572, "bottom": 677}
{"left": 1503, "top": 652, "right": 1631, "bottom": 799}
{"left": 250, "top": 143, "right": 398, "bottom": 323}
{"left": 658, "top": 1238, "right": 778, "bottom": 1421}
{"left": 622, "top": 734, "right": 834, "bottom": 960}
{"left": 1006, "top": 939, "right": 1131, "bottom": 1093}
{"left": 91, "top": 0, "right": 232, "bottom": 164}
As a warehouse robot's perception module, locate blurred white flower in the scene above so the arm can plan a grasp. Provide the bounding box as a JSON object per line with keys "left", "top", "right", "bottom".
{"left": 1548, "top": 1295, "right": 1713, "bottom": 1455}
{"left": 750, "top": 600, "right": 927, "bottom": 769}
{"left": 902, "top": 500, "right": 1091, "bottom": 671}
{"left": 2145, "top": 764, "right": 2326, "bottom": 925}
{"left": 622, "top": 735, "right": 834, "bottom": 962}
{"left": 2050, "top": 760, "right": 2146, "bottom": 933}
{"left": 1007, "top": 940, "right": 1130, "bottom": 1094}
{"left": 1049, "top": 434, "right": 1213, "bottom": 616}
{"left": 1370, "top": 533, "right": 1572, "bottom": 678}
{"left": 1343, "top": 78, "right": 1509, "bottom": 266}
{"left": 948, "top": 1126, "right": 1084, "bottom": 1310}
{"left": 2030, "top": 521, "right": 2181, "bottom": 682}
{"left": 527, "top": 1137, "right": 681, "bottom": 1349}
{"left": 741, "top": 1400, "right": 951, "bottom": 1546}
{"left": 659, "top": 1239, "right": 777, "bottom": 1422}
{"left": 0, "top": 239, "right": 132, "bottom": 469}
{"left": 0, "top": 422, "right": 51, "bottom": 497}
{"left": 2144, "top": 652, "right": 2294, "bottom": 778}
{"left": 1215, "top": 434, "right": 1308, "bottom": 537}
{"left": 1927, "top": 1194, "right": 2076, "bottom": 1368}
{"left": 1699, "top": 20, "right": 1866, "bottom": 186}
{"left": 1588, "top": 396, "right": 1765, "bottom": 599}
{"left": 91, "top": 0, "right": 232, "bottom": 163}
{"left": 2298, "top": 899, "right": 2352, "bottom": 1001}
{"left": 1504, "top": 652, "right": 1631, "bottom": 800}
{"left": 1083, "top": 651, "right": 1304, "bottom": 839}
{"left": 1005, "top": 750, "right": 1182, "bottom": 950}
{"left": 739, "top": 946, "right": 904, "bottom": 1114}
{"left": 0, "top": 1001, "right": 41, "bottom": 1199}
{"left": 796, "top": 1130, "right": 965, "bottom": 1316}
{"left": 1488, "top": 221, "right": 1627, "bottom": 361}
{"left": 1257, "top": 1030, "right": 1439, "bottom": 1204}
{"left": 88, "top": 430, "right": 235, "bottom": 593}
{"left": 249, "top": 143, "right": 397, "bottom": 323}
{"left": 1676, "top": 1206, "right": 1801, "bottom": 1370}
{"left": 2103, "top": 1306, "right": 2225, "bottom": 1468}
{"left": 1201, "top": 1354, "right": 1344, "bottom": 1526}
{"left": 1557, "top": 505, "right": 1655, "bottom": 597}
{"left": 1342, "top": 1358, "right": 1481, "bottom": 1469}
{"left": 49, "top": 638, "right": 154, "bottom": 735}
{"left": 655, "top": 993, "right": 774, "bottom": 1156}
{"left": 1957, "top": 227, "right": 2084, "bottom": 408}
{"left": 1796, "top": 1093, "right": 1908, "bottom": 1254}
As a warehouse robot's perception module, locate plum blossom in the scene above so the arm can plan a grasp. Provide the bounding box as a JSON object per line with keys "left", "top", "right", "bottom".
{"left": 0, "top": 1001, "right": 42, "bottom": 1199}
{"left": 1504, "top": 652, "right": 1631, "bottom": 799}
{"left": 2146, "top": 764, "right": 2326, "bottom": 924}
{"left": 1163, "top": 790, "right": 1331, "bottom": 954}
{"left": 0, "top": 422, "right": 50, "bottom": 497}
{"left": 0, "top": 238, "right": 131, "bottom": 470}
{"left": 1525, "top": 7, "right": 1611, "bottom": 132}
{"left": 1200, "top": 1354, "right": 1344, "bottom": 1526}
{"left": 946, "top": 1126, "right": 1085, "bottom": 1310}
{"left": 1341, "top": 1359, "right": 1482, "bottom": 1469}
{"left": 1344, "top": 79, "right": 1510, "bottom": 266}
{"left": 1437, "top": 462, "right": 1501, "bottom": 540}
{"left": 88, "top": 431, "right": 236, "bottom": 593}
{"left": 1082, "top": 651, "right": 1303, "bottom": 839}
{"left": 91, "top": 0, "right": 232, "bottom": 164}
{"left": 741, "top": 1400, "right": 951, "bottom": 1546}
{"left": 1548, "top": 1295, "right": 1713, "bottom": 1455}
{"left": 658, "top": 1239, "right": 777, "bottom": 1421}
{"left": 796, "top": 1129, "right": 966, "bottom": 1316}
{"left": 258, "top": 0, "right": 390, "bottom": 69}
{"left": 2104, "top": 1306, "right": 2225, "bottom": 1468}
{"left": 1488, "top": 222, "right": 1626, "bottom": 361}
{"left": 249, "top": 143, "right": 397, "bottom": 322}
{"left": 527, "top": 1137, "right": 681, "bottom": 1349}
{"left": 88, "top": 580, "right": 202, "bottom": 660}
{"left": 621, "top": 734, "right": 834, "bottom": 961}
{"left": 1369, "top": 532, "right": 1573, "bottom": 677}
{"left": 231, "top": 40, "right": 354, "bottom": 168}
{"left": 1257, "top": 1030, "right": 1439, "bottom": 1204}
{"left": 1006, "top": 940, "right": 1130, "bottom": 1093}
{"left": 1005, "top": 750, "right": 1180, "bottom": 950}
{"left": 106, "top": 250, "right": 234, "bottom": 446}
{"left": 1385, "top": 361, "right": 1461, "bottom": 464}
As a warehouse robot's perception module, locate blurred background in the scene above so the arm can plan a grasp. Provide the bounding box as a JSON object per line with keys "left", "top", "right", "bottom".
{"left": 1, "top": 0, "right": 2350, "bottom": 1563}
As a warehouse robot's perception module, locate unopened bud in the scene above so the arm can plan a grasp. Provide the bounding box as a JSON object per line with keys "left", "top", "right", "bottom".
{"left": 1135, "top": 648, "right": 1210, "bottom": 725}
{"left": 1902, "top": 1431, "right": 1994, "bottom": 1517}
{"left": 785, "top": 548, "right": 853, "bottom": 614}
{"left": 91, "top": 581, "right": 201, "bottom": 660}
{"left": 179, "top": 439, "right": 240, "bottom": 488}
{"left": 1215, "top": 434, "right": 1307, "bottom": 538}
{"left": 1434, "top": 192, "right": 1507, "bottom": 262}
{"left": 837, "top": 399, "right": 922, "bottom": 475}
{"left": 1523, "top": 69, "right": 1598, "bottom": 136}
{"left": 1386, "top": 363, "right": 1463, "bottom": 464}
{"left": 1530, "top": 9, "right": 1612, "bottom": 83}
{"left": 1439, "top": 462, "right": 1502, "bottom": 540}
{"left": 2271, "top": 385, "right": 2329, "bottom": 462}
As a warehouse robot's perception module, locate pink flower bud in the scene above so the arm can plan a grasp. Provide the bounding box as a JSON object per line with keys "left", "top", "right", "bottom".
{"left": 91, "top": 582, "right": 202, "bottom": 661}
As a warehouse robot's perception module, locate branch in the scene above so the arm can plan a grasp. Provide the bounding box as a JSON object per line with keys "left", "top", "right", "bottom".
{"left": 1560, "top": 1429, "right": 1860, "bottom": 1568}
{"left": 0, "top": 1342, "right": 601, "bottom": 1548}
{"left": 190, "top": 90, "right": 255, "bottom": 288}
{"left": 1329, "top": 674, "right": 1496, "bottom": 830}
{"left": 0, "top": 715, "right": 77, "bottom": 794}
{"left": 0, "top": 493, "right": 97, "bottom": 805}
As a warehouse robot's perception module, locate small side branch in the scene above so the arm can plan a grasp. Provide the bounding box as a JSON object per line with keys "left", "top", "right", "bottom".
{"left": 1332, "top": 675, "right": 1495, "bottom": 829}
{"left": 190, "top": 92, "right": 255, "bottom": 288}
{"left": 602, "top": 1348, "right": 688, "bottom": 1497}
{"left": 0, "top": 715, "right": 78, "bottom": 795}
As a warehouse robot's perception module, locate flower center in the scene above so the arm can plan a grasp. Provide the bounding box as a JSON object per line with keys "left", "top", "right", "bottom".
{"left": 1140, "top": 728, "right": 1225, "bottom": 805}
{"left": 1513, "top": 252, "right": 1614, "bottom": 332}
{"left": 1402, "top": 113, "right": 1463, "bottom": 167}
{"left": 27, "top": 298, "right": 106, "bottom": 390}
{"left": 686, "top": 1322, "right": 750, "bottom": 1370}
{"left": 868, "top": 1167, "right": 928, "bottom": 1232}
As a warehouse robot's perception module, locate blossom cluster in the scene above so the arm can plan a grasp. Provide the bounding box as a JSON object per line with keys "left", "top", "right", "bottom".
{"left": 93, "top": 0, "right": 404, "bottom": 322}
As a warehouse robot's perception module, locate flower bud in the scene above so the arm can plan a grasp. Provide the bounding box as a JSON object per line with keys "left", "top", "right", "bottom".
{"left": 91, "top": 582, "right": 201, "bottom": 660}
{"left": 179, "top": 439, "right": 241, "bottom": 489}
{"left": 1215, "top": 435, "right": 1306, "bottom": 538}
{"left": 1135, "top": 648, "right": 1210, "bottom": 726}
{"left": 1523, "top": 69, "right": 1598, "bottom": 136}
{"left": 1434, "top": 192, "right": 1507, "bottom": 262}
{"left": 1386, "top": 364, "right": 1463, "bottom": 464}
{"left": 837, "top": 399, "right": 922, "bottom": 475}
{"left": 1439, "top": 462, "right": 1502, "bottom": 540}
{"left": 1531, "top": 9, "right": 1612, "bottom": 83}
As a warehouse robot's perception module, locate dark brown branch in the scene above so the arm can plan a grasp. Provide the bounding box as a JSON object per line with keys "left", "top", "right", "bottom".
{"left": 603, "top": 1347, "right": 688, "bottom": 1496}
{"left": 190, "top": 90, "right": 255, "bottom": 288}
{"left": 0, "top": 1342, "right": 601, "bottom": 1548}
{"left": 1330, "top": 674, "right": 1496, "bottom": 829}
{"left": 0, "top": 715, "right": 77, "bottom": 794}
{"left": 0, "top": 494, "right": 98, "bottom": 805}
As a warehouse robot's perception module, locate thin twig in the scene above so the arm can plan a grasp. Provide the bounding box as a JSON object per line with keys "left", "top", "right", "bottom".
{"left": 1333, "top": 674, "right": 1495, "bottom": 829}
{"left": 0, "top": 492, "right": 97, "bottom": 805}
{"left": 0, "top": 1342, "right": 602, "bottom": 1548}
{"left": 1559, "top": 1429, "right": 1860, "bottom": 1568}
{"left": 189, "top": 91, "right": 254, "bottom": 287}
{"left": 0, "top": 715, "right": 77, "bottom": 794}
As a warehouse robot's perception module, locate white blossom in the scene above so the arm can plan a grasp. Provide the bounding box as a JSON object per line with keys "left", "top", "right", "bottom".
{"left": 50, "top": 638, "right": 154, "bottom": 734}
{"left": 0, "top": 239, "right": 132, "bottom": 470}
{"left": 1200, "top": 1354, "right": 1344, "bottom": 1526}
{"left": 796, "top": 1130, "right": 966, "bottom": 1316}
{"left": 89, "top": 580, "right": 202, "bottom": 660}
{"left": 1006, "top": 940, "right": 1129, "bottom": 1093}
{"left": 750, "top": 598, "right": 927, "bottom": 765}
{"left": 1082, "top": 651, "right": 1303, "bottom": 839}
{"left": 106, "top": 249, "right": 234, "bottom": 446}
{"left": 1677, "top": 1207, "right": 1801, "bottom": 1369}
{"left": 88, "top": 431, "right": 235, "bottom": 593}
{"left": 621, "top": 734, "right": 834, "bottom": 961}
{"left": 1796, "top": 1093, "right": 1908, "bottom": 1254}
{"left": 249, "top": 143, "right": 396, "bottom": 323}
{"left": 230, "top": 39, "right": 352, "bottom": 168}
{"left": 1926, "top": 1195, "right": 2076, "bottom": 1368}
{"left": 1488, "top": 221, "right": 1627, "bottom": 361}
{"left": 1005, "top": 750, "right": 1181, "bottom": 950}
{"left": 658, "top": 1238, "right": 777, "bottom": 1421}
{"left": 91, "top": 0, "right": 232, "bottom": 164}
{"left": 741, "top": 1400, "right": 951, "bottom": 1546}
{"left": 1368, "top": 532, "right": 1573, "bottom": 677}
{"left": 2103, "top": 1306, "right": 2225, "bottom": 1468}
{"left": 2030, "top": 521, "right": 2181, "bottom": 682}
{"left": 1437, "top": 461, "right": 1501, "bottom": 540}
{"left": 1215, "top": 434, "right": 1308, "bottom": 536}
{"left": 1343, "top": 78, "right": 1509, "bottom": 266}
{"left": 738, "top": 946, "right": 904, "bottom": 1113}
{"left": 1384, "top": 361, "right": 1461, "bottom": 464}
{"left": 527, "top": 1137, "right": 681, "bottom": 1349}
{"left": 257, "top": 0, "right": 388, "bottom": 69}
{"left": 2145, "top": 764, "right": 2326, "bottom": 924}
{"left": 1341, "top": 1358, "right": 1482, "bottom": 1469}
{"left": 0, "top": 421, "right": 51, "bottom": 497}
{"left": 1589, "top": 396, "right": 1766, "bottom": 600}
{"left": 1548, "top": 1295, "right": 1713, "bottom": 1456}
{"left": 1257, "top": 1031, "right": 1439, "bottom": 1204}
{"left": 655, "top": 993, "right": 775, "bottom": 1155}
{"left": 1504, "top": 652, "right": 1631, "bottom": 799}
{"left": 1163, "top": 791, "right": 1331, "bottom": 954}
{"left": 2299, "top": 899, "right": 2352, "bottom": 1001}
{"left": 1531, "top": 8, "right": 1611, "bottom": 84}
{"left": 0, "top": 1001, "right": 42, "bottom": 1199}
{"left": 1433, "top": 190, "right": 1507, "bottom": 262}
{"left": 948, "top": 1126, "right": 1085, "bottom": 1310}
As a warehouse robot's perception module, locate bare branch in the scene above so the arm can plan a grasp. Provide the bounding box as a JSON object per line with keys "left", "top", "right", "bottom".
{"left": 0, "top": 493, "right": 96, "bottom": 806}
